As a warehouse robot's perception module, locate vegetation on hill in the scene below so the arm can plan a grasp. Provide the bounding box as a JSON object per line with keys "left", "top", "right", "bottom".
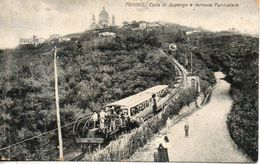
{"left": 0, "top": 28, "right": 176, "bottom": 160}
{"left": 0, "top": 23, "right": 257, "bottom": 161}
{"left": 187, "top": 33, "right": 258, "bottom": 161}
{"left": 160, "top": 29, "right": 258, "bottom": 161}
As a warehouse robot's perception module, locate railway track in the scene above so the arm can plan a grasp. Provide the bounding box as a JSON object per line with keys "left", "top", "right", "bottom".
{"left": 156, "top": 49, "right": 187, "bottom": 109}
{"left": 68, "top": 52, "right": 188, "bottom": 161}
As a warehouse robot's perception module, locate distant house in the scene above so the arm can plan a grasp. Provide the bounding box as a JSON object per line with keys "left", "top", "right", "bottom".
{"left": 139, "top": 22, "right": 147, "bottom": 29}
{"left": 134, "top": 22, "right": 161, "bottom": 30}
{"left": 59, "top": 37, "right": 71, "bottom": 42}
{"left": 20, "top": 35, "right": 45, "bottom": 46}
{"left": 20, "top": 38, "right": 33, "bottom": 45}
{"left": 185, "top": 30, "right": 202, "bottom": 35}
{"left": 147, "top": 22, "right": 161, "bottom": 29}
{"left": 49, "top": 34, "right": 61, "bottom": 40}
{"left": 99, "top": 32, "right": 116, "bottom": 37}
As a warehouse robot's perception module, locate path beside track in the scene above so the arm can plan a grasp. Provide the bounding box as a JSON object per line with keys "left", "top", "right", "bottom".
{"left": 130, "top": 72, "right": 250, "bottom": 162}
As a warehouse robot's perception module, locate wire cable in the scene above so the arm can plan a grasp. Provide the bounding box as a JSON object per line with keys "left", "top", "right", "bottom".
{"left": 0, "top": 115, "right": 91, "bottom": 152}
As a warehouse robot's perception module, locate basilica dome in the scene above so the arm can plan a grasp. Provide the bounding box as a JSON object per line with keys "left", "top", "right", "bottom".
{"left": 99, "top": 7, "right": 109, "bottom": 27}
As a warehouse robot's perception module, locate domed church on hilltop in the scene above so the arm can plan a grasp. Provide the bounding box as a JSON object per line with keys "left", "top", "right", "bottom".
{"left": 90, "top": 7, "right": 116, "bottom": 29}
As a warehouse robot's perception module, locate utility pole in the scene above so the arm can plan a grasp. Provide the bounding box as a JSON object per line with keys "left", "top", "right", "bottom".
{"left": 190, "top": 50, "right": 193, "bottom": 73}
{"left": 187, "top": 48, "right": 193, "bottom": 73}
{"left": 53, "top": 46, "right": 64, "bottom": 161}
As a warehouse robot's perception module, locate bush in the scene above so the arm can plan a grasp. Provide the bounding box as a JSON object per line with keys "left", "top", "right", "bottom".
{"left": 190, "top": 33, "right": 258, "bottom": 161}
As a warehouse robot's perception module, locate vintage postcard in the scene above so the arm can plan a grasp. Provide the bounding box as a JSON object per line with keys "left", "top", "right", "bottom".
{"left": 0, "top": 0, "right": 258, "bottom": 162}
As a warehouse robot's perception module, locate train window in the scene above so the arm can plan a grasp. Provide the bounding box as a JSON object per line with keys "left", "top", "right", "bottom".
{"left": 136, "top": 106, "right": 139, "bottom": 113}
{"left": 157, "top": 92, "right": 161, "bottom": 99}
{"left": 131, "top": 106, "right": 139, "bottom": 116}
{"left": 140, "top": 103, "right": 145, "bottom": 111}
{"left": 138, "top": 105, "right": 142, "bottom": 111}
{"left": 146, "top": 100, "right": 149, "bottom": 107}
{"left": 138, "top": 105, "right": 142, "bottom": 112}
{"left": 121, "top": 108, "right": 128, "bottom": 117}
{"left": 134, "top": 107, "right": 137, "bottom": 114}
{"left": 130, "top": 108, "right": 135, "bottom": 116}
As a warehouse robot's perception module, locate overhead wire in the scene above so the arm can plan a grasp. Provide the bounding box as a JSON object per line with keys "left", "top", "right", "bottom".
{"left": 0, "top": 115, "right": 91, "bottom": 152}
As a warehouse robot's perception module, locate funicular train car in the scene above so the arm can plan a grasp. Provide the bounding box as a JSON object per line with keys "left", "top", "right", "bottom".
{"left": 74, "top": 85, "right": 170, "bottom": 151}
{"left": 104, "top": 85, "right": 169, "bottom": 122}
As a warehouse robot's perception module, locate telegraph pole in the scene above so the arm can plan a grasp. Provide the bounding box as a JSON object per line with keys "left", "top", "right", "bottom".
{"left": 53, "top": 46, "right": 64, "bottom": 160}
{"left": 190, "top": 50, "right": 193, "bottom": 73}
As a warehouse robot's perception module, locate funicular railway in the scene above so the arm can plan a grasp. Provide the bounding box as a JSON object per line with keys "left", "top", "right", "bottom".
{"left": 70, "top": 56, "right": 187, "bottom": 160}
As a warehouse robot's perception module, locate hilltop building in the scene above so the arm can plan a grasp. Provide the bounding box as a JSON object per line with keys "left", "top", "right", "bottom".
{"left": 58, "top": 37, "right": 71, "bottom": 42}
{"left": 48, "top": 34, "right": 72, "bottom": 43}
{"left": 49, "top": 34, "right": 61, "bottom": 40}
{"left": 122, "top": 21, "right": 162, "bottom": 30}
{"left": 185, "top": 30, "right": 202, "bottom": 35}
{"left": 139, "top": 22, "right": 147, "bottom": 29}
{"left": 90, "top": 7, "right": 116, "bottom": 29}
{"left": 20, "top": 35, "right": 45, "bottom": 46}
{"left": 99, "top": 32, "right": 116, "bottom": 37}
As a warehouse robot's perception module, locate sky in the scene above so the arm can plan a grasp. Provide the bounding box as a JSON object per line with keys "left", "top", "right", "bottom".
{"left": 0, "top": 0, "right": 259, "bottom": 48}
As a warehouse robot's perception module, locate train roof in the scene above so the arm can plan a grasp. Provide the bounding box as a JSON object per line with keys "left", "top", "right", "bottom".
{"left": 144, "top": 85, "right": 168, "bottom": 94}
{"left": 104, "top": 85, "right": 168, "bottom": 109}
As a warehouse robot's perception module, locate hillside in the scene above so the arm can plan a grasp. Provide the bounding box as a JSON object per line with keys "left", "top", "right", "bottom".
{"left": 0, "top": 23, "right": 258, "bottom": 161}
{"left": 186, "top": 33, "right": 259, "bottom": 161}
{"left": 0, "top": 27, "right": 177, "bottom": 160}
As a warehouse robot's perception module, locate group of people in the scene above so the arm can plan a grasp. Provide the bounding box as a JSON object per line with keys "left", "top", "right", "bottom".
{"left": 90, "top": 108, "right": 141, "bottom": 134}
{"left": 153, "top": 121, "right": 190, "bottom": 162}
{"left": 154, "top": 136, "right": 170, "bottom": 162}
{"left": 90, "top": 109, "right": 120, "bottom": 132}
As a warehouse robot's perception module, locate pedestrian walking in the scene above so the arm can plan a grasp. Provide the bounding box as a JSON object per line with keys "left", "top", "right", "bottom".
{"left": 184, "top": 122, "right": 189, "bottom": 138}
{"left": 166, "top": 117, "right": 172, "bottom": 133}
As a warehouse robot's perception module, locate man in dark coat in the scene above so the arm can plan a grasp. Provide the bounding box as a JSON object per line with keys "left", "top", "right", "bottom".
{"left": 158, "top": 143, "right": 169, "bottom": 162}
{"left": 152, "top": 94, "right": 157, "bottom": 116}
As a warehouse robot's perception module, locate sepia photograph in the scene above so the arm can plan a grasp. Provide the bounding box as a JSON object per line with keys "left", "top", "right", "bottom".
{"left": 0, "top": 0, "right": 259, "bottom": 162}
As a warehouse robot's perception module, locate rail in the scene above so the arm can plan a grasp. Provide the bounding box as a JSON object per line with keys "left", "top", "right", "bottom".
{"left": 69, "top": 51, "right": 188, "bottom": 161}
{"left": 156, "top": 50, "right": 187, "bottom": 111}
